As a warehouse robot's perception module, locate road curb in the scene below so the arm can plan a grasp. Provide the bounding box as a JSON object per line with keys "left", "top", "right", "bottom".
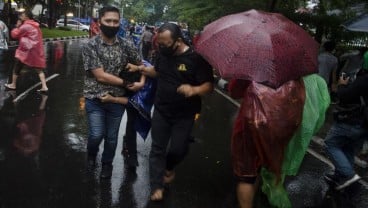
{"left": 8, "top": 35, "right": 88, "bottom": 46}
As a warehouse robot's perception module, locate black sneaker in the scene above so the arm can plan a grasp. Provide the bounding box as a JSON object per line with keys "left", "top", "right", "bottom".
{"left": 335, "top": 174, "right": 361, "bottom": 190}
{"left": 121, "top": 137, "right": 129, "bottom": 156}
{"left": 324, "top": 173, "right": 339, "bottom": 185}
{"left": 100, "top": 163, "right": 113, "bottom": 179}
{"left": 126, "top": 155, "right": 138, "bottom": 171}
{"left": 87, "top": 155, "right": 96, "bottom": 167}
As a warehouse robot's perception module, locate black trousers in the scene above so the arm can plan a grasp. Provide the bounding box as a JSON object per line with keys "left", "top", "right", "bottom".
{"left": 149, "top": 109, "right": 194, "bottom": 191}
{"left": 124, "top": 105, "right": 138, "bottom": 166}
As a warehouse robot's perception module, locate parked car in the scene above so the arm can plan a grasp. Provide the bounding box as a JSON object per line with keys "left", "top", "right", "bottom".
{"left": 56, "top": 19, "right": 89, "bottom": 31}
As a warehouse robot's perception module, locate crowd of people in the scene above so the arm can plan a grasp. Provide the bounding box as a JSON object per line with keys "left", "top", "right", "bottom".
{"left": 1, "top": 5, "right": 368, "bottom": 208}
{"left": 83, "top": 8, "right": 368, "bottom": 206}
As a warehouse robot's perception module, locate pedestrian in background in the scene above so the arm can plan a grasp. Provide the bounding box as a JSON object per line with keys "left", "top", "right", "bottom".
{"left": 82, "top": 6, "right": 142, "bottom": 179}
{"left": 127, "top": 22, "right": 214, "bottom": 201}
{"left": 362, "top": 47, "right": 368, "bottom": 72}
{"left": 338, "top": 48, "right": 364, "bottom": 83}
{"left": 141, "top": 25, "right": 153, "bottom": 60}
{"left": 318, "top": 41, "right": 338, "bottom": 90}
{"left": 5, "top": 10, "right": 48, "bottom": 93}
{"left": 89, "top": 18, "right": 99, "bottom": 38}
{"left": 324, "top": 73, "right": 368, "bottom": 190}
{"left": 0, "top": 19, "right": 9, "bottom": 50}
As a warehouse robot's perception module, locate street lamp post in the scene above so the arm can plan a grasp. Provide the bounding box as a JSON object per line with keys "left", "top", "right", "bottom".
{"left": 78, "top": 0, "right": 80, "bottom": 20}
{"left": 78, "top": 0, "right": 80, "bottom": 30}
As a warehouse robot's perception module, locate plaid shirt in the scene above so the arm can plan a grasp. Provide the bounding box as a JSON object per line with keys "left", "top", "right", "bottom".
{"left": 82, "top": 35, "right": 141, "bottom": 99}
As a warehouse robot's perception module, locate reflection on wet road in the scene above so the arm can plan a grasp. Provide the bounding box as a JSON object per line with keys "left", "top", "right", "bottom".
{"left": 0, "top": 39, "right": 367, "bottom": 208}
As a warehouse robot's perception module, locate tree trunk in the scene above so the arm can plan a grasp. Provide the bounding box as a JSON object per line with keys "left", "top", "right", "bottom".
{"left": 315, "top": 0, "right": 326, "bottom": 43}
{"left": 48, "top": 0, "right": 55, "bottom": 28}
{"left": 269, "top": 0, "right": 278, "bottom": 12}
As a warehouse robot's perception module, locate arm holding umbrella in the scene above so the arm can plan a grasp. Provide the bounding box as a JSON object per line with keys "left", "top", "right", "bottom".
{"left": 195, "top": 9, "right": 328, "bottom": 208}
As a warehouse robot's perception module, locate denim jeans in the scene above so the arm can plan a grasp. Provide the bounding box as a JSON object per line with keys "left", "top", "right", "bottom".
{"left": 85, "top": 98, "right": 125, "bottom": 164}
{"left": 324, "top": 122, "right": 368, "bottom": 178}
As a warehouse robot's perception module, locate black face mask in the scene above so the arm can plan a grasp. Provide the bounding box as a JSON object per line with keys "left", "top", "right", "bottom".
{"left": 159, "top": 41, "right": 178, "bottom": 57}
{"left": 100, "top": 24, "right": 119, "bottom": 38}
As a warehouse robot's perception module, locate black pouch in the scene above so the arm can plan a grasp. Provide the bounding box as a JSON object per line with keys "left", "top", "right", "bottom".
{"left": 119, "top": 70, "right": 141, "bottom": 84}
{"left": 333, "top": 105, "right": 361, "bottom": 123}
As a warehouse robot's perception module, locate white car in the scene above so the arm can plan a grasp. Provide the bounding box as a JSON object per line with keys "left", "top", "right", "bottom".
{"left": 56, "top": 19, "right": 89, "bottom": 31}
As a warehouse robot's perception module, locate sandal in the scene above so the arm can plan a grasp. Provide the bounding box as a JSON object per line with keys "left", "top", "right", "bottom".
{"left": 150, "top": 189, "right": 164, "bottom": 201}
{"left": 37, "top": 89, "right": 48, "bottom": 94}
{"left": 4, "top": 83, "right": 16, "bottom": 90}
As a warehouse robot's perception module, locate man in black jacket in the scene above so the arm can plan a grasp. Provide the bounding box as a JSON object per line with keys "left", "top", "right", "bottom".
{"left": 324, "top": 73, "right": 368, "bottom": 190}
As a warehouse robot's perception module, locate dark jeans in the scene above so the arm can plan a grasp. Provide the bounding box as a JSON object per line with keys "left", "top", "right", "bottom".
{"left": 85, "top": 98, "right": 125, "bottom": 164}
{"left": 124, "top": 105, "right": 138, "bottom": 166}
{"left": 325, "top": 122, "right": 368, "bottom": 178}
{"left": 149, "top": 109, "right": 194, "bottom": 191}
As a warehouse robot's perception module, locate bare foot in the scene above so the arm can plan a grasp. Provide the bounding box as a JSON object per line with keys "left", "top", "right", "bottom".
{"left": 37, "top": 88, "right": 48, "bottom": 92}
{"left": 4, "top": 83, "right": 16, "bottom": 90}
{"left": 150, "top": 189, "right": 164, "bottom": 201}
{"left": 163, "top": 170, "right": 175, "bottom": 184}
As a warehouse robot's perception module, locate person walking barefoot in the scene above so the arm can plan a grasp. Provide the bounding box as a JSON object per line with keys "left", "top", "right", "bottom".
{"left": 5, "top": 10, "right": 48, "bottom": 92}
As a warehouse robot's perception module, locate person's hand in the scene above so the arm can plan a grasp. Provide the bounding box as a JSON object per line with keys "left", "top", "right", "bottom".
{"left": 126, "top": 63, "right": 139, "bottom": 72}
{"left": 16, "top": 20, "right": 22, "bottom": 28}
{"left": 338, "top": 75, "right": 350, "bottom": 86}
{"left": 331, "top": 83, "right": 338, "bottom": 92}
{"left": 177, "top": 84, "right": 196, "bottom": 97}
{"left": 127, "top": 82, "right": 144, "bottom": 92}
{"left": 99, "top": 93, "right": 114, "bottom": 103}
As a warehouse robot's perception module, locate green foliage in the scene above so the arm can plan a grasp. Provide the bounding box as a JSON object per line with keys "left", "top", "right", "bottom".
{"left": 166, "top": 0, "right": 268, "bottom": 30}
{"left": 57, "top": 26, "right": 72, "bottom": 31}
{"left": 41, "top": 28, "right": 87, "bottom": 38}
{"left": 164, "top": 0, "right": 367, "bottom": 43}
{"left": 120, "top": 0, "right": 169, "bottom": 24}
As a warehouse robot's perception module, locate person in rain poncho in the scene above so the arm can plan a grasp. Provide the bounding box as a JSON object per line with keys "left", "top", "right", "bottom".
{"left": 4, "top": 10, "right": 48, "bottom": 92}
{"left": 228, "top": 75, "right": 330, "bottom": 208}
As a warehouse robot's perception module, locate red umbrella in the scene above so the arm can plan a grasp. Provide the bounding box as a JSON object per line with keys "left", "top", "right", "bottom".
{"left": 195, "top": 9, "right": 319, "bottom": 88}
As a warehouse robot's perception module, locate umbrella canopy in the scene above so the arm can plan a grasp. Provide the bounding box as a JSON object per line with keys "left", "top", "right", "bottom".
{"left": 342, "top": 13, "right": 368, "bottom": 33}
{"left": 196, "top": 9, "right": 319, "bottom": 88}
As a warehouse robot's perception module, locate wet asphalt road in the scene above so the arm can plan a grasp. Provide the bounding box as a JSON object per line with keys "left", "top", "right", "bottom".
{"left": 0, "top": 39, "right": 367, "bottom": 208}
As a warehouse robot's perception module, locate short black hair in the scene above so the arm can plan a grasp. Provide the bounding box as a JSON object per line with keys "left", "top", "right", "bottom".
{"left": 19, "top": 10, "right": 34, "bottom": 20}
{"left": 98, "top": 6, "right": 120, "bottom": 20}
{"left": 158, "top": 23, "right": 184, "bottom": 42}
{"left": 323, "top": 41, "right": 336, "bottom": 52}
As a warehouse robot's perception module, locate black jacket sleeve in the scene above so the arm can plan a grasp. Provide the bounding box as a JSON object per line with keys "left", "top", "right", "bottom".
{"left": 337, "top": 74, "right": 368, "bottom": 104}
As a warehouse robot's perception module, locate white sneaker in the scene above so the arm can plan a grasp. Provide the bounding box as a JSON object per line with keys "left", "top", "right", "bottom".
{"left": 335, "top": 174, "right": 361, "bottom": 190}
